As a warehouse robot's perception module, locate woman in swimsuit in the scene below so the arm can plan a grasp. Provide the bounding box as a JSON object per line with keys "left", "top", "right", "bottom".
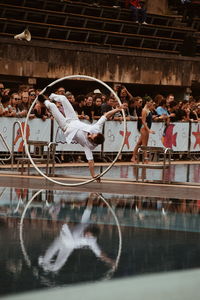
{"left": 131, "top": 98, "right": 155, "bottom": 163}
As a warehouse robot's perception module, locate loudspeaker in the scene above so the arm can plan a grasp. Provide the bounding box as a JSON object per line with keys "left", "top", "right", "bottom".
{"left": 14, "top": 29, "right": 31, "bottom": 41}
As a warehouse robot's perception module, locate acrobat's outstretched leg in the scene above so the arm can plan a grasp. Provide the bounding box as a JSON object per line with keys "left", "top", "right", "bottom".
{"left": 44, "top": 100, "right": 67, "bottom": 131}
{"left": 49, "top": 94, "right": 78, "bottom": 121}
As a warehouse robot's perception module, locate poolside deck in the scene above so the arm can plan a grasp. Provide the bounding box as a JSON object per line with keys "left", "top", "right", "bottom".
{"left": 0, "top": 171, "right": 200, "bottom": 200}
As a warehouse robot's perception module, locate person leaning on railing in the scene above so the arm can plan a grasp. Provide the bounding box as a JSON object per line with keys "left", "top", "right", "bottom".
{"left": 113, "top": 83, "right": 134, "bottom": 103}
{"left": 155, "top": 99, "right": 170, "bottom": 122}
{"left": 101, "top": 96, "right": 115, "bottom": 115}
{"left": 28, "top": 89, "right": 37, "bottom": 105}
{"left": 33, "top": 97, "right": 51, "bottom": 121}
{"left": 9, "top": 93, "right": 27, "bottom": 118}
{"left": 92, "top": 95, "right": 103, "bottom": 120}
{"left": 0, "top": 94, "right": 13, "bottom": 117}
{"left": 82, "top": 94, "right": 94, "bottom": 123}
{"left": 0, "top": 84, "right": 12, "bottom": 117}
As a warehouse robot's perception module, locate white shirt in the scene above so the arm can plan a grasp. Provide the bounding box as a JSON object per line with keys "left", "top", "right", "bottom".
{"left": 38, "top": 207, "right": 101, "bottom": 272}
{"left": 65, "top": 116, "right": 107, "bottom": 160}
{"left": 45, "top": 95, "right": 107, "bottom": 161}
{"left": 64, "top": 116, "right": 106, "bottom": 143}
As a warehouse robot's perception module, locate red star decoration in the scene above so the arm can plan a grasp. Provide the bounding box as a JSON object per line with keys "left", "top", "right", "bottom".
{"left": 119, "top": 130, "right": 131, "bottom": 149}
{"left": 192, "top": 124, "right": 200, "bottom": 149}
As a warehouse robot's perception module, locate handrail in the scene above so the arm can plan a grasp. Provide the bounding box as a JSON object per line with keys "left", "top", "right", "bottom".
{"left": 11, "top": 121, "right": 24, "bottom": 170}
{"left": 47, "top": 142, "right": 57, "bottom": 176}
{"left": 163, "top": 147, "right": 172, "bottom": 168}
{"left": 0, "top": 133, "right": 12, "bottom": 162}
{"left": 136, "top": 146, "right": 173, "bottom": 183}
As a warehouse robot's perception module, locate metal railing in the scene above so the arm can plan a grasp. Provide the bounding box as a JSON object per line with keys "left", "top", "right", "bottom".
{"left": 134, "top": 146, "right": 173, "bottom": 183}
{"left": 0, "top": 133, "right": 12, "bottom": 163}
{"left": 11, "top": 121, "right": 24, "bottom": 170}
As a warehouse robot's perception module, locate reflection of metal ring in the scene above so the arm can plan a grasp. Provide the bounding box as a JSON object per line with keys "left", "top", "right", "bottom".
{"left": 19, "top": 191, "right": 122, "bottom": 279}
{"left": 23, "top": 75, "right": 126, "bottom": 187}
{"left": 19, "top": 190, "right": 44, "bottom": 267}
{"left": 98, "top": 194, "right": 122, "bottom": 278}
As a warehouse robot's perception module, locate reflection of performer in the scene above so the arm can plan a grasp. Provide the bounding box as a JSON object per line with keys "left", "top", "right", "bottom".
{"left": 38, "top": 195, "right": 114, "bottom": 272}
{"left": 38, "top": 89, "right": 125, "bottom": 181}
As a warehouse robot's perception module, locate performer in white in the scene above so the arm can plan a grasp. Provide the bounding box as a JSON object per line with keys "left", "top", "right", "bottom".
{"left": 38, "top": 194, "right": 114, "bottom": 272}
{"left": 38, "top": 90, "right": 125, "bottom": 180}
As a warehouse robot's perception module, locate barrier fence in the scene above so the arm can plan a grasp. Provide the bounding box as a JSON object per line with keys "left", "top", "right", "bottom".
{"left": 0, "top": 117, "right": 200, "bottom": 154}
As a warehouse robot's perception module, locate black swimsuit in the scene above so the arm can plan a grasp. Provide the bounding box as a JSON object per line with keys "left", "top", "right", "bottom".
{"left": 137, "top": 109, "right": 152, "bottom": 132}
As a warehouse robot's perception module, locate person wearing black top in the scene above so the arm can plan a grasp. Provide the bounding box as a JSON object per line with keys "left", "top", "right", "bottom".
{"left": 131, "top": 98, "right": 155, "bottom": 163}
{"left": 92, "top": 96, "right": 103, "bottom": 120}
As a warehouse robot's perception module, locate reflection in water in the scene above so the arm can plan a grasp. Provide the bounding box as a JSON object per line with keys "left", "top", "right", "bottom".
{"left": 55, "top": 164, "right": 200, "bottom": 183}
{"left": 1, "top": 187, "right": 200, "bottom": 230}
{"left": 19, "top": 191, "right": 122, "bottom": 278}
{"left": 0, "top": 188, "right": 200, "bottom": 296}
{"left": 37, "top": 194, "right": 115, "bottom": 273}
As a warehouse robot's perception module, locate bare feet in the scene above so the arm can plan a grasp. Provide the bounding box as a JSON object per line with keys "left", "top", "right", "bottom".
{"left": 131, "top": 157, "right": 137, "bottom": 164}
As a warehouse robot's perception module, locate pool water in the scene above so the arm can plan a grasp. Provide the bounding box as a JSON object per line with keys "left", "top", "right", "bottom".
{"left": 0, "top": 189, "right": 200, "bottom": 296}
{"left": 30, "top": 164, "right": 200, "bottom": 184}
{"left": 1, "top": 163, "right": 200, "bottom": 184}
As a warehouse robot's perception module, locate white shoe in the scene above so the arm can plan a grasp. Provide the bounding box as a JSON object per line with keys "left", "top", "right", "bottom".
{"left": 142, "top": 21, "right": 148, "bottom": 25}
{"left": 135, "top": 21, "right": 139, "bottom": 24}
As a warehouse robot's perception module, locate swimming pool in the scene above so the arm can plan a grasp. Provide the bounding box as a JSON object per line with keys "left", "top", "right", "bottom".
{"left": 1, "top": 161, "right": 200, "bottom": 185}
{"left": 49, "top": 163, "right": 200, "bottom": 184}
{"left": 0, "top": 188, "right": 200, "bottom": 297}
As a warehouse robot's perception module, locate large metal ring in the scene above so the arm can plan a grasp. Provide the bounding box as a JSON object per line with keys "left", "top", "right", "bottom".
{"left": 24, "top": 75, "right": 126, "bottom": 186}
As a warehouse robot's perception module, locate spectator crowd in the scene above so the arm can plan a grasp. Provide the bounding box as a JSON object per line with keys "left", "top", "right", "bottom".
{"left": 0, "top": 82, "right": 200, "bottom": 123}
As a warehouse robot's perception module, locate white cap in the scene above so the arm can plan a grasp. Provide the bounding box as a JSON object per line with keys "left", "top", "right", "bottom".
{"left": 93, "top": 89, "right": 102, "bottom": 94}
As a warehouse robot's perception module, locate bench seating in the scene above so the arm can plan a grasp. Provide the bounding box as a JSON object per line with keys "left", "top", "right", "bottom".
{"left": 0, "top": 17, "right": 184, "bottom": 53}
{"left": 1, "top": 1, "right": 199, "bottom": 55}
{"left": 0, "top": 3, "right": 195, "bottom": 40}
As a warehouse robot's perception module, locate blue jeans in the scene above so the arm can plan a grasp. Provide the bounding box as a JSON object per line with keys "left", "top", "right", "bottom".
{"left": 130, "top": 6, "right": 147, "bottom": 23}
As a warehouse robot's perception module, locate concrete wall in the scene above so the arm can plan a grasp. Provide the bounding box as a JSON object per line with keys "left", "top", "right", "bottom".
{"left": 0, "top": 38, "right": 200, "bottom": 88}
{"left": 147, "top": 0, "right": 168, "bottom": 15}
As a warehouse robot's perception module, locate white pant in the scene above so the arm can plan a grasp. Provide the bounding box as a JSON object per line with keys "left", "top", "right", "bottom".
{"left": 45, "top": 94, "right": 78, "bottom": 131}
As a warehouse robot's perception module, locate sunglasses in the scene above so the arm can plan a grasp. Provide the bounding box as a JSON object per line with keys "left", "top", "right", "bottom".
{"left": 30, "top": 93, "right": 36, "bottom": 96}
{"left": 14, "top": 97, "right": 21, "bottom": 100}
